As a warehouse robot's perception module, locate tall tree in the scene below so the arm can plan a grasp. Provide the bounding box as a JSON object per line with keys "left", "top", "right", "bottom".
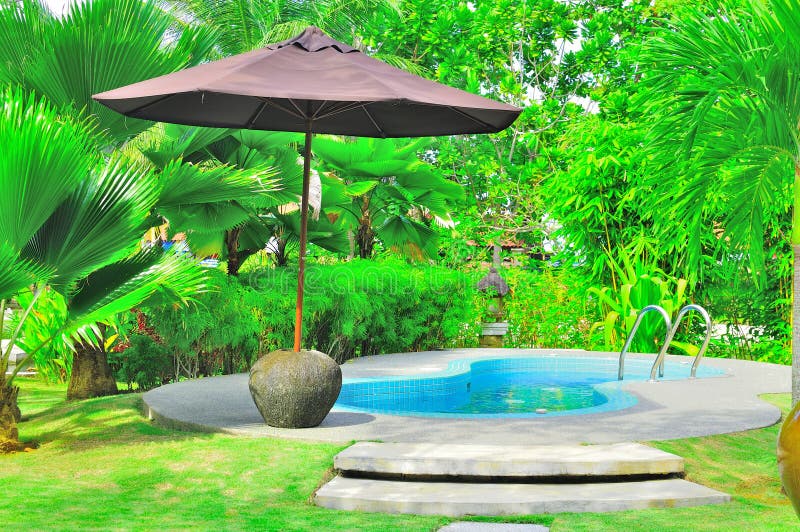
{"left": 0, "top": 0, "right": 216, "bottom": 142}
{"left": 640, "top": 0, "right": 800, "bottom": 401}
{"left": 314, "top": 136, "right": 462, "bottom": 259}
{"left": 364, "top": 0, "right": 656, "bottom": 259}
{"left": 0, "top": 88, "right": 211, "bottom": 450}
{"left": 167, "top": 0, "right": 403, "bottom": 57}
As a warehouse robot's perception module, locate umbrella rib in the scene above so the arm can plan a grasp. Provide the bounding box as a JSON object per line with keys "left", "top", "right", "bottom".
{"left": 288, "top": 98, "right": 309, "bottom": 118}
{"left": 259, "top": 97, "right": 306, "bottom": 120}
{"left": 246, "top": 100, "right": 270, "bottom": 127}
{"left": 360, "top": 105, "right": 386, "bottom": 138}
{"left": 125, "top": 93, "right": 177, "bottom": 117}
{"left": 311, "top": 101, "right": 328, "bottom": 119}
{"left": 315, "top": 101, "right": 366, "bottom": 120}
{"left": 447, "top": 105, "right": 497, "bottom": 131}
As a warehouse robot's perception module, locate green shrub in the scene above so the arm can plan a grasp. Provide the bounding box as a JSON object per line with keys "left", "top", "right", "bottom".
{"left": 497, "top": 266, "right": 599, "bottom": 349}
{"left": 108, "top": 333, "right": 172, "bottom": 391}
{"left": 131, "top": 260, "right": 477, "bottom": 372}
{"left": 243, "top": 258, "right": 477, "bottom": 362}
{"left": 145, "top": 272, "right": 263, "bottom": 377}
{"left": 14, "top": 288, "right": 73, "bottom": 383}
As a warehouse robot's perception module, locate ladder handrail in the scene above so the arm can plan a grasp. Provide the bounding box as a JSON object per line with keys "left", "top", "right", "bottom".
{"left": 650, "top": 304, "right": 712, "bottom": 380}
{"left": 618, "top": 305, "right": 672, "bottom": 380}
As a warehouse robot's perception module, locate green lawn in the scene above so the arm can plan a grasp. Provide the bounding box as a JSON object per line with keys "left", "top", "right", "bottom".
{"left": 1, "top": 378, "right": 796, "bottom": 531}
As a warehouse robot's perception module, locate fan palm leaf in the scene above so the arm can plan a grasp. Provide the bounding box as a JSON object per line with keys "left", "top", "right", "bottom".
{"left": 0, "top": 89, "right": 96, "bottom": 249}
{"left": 0, "top": 0, "right": 216, "bottom": 142}
{"left": 22, "top": 155, "right": 161, "bottom": 291}
{"left": 68, "top": 251, "right": 207, "bottom": 330}
{"left": 0, "top": 243, "right": 53, "bottom": 301}
{"left": 157, "top": 159, "right": 280, "bottom": 207}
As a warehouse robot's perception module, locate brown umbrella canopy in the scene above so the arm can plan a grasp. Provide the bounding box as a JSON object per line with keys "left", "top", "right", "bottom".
{"left": 94, "top": 26, "right": 521, "bottom": 352}
{"left": 93, "top": 26, "right": 520, "bottom": 137}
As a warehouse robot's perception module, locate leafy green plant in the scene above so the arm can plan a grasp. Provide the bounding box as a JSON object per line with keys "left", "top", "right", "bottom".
{"left": 0, "top": 87, "right": 208, "bottom": 451}
{"left": 141, "top": 272, "right": 263, "bottom": 378}
{"left": 141, "top": 260, "right": 478, "bottom": 368}
{"left": 0, "top": 0, "right": 216, "bottom": 143}
{"left": 313, "top": 136, "right": 463, "bottom": 260}
{"left": 108, "top": 333, "right": 172, "bottom": 391}
{"left": 244, "top": 259, "right": 477, "bottom": 362}
{"left": 640, "top": 0, "right": 800, "bottom": 400}
{"left": 13, "top": 288, "right": 71, "bottom": 383}
{"left": 589, "top": 246, "right": 690, "bottom": 352}
{"left": 500, "top": 266, "right": 599, "bottom": 350}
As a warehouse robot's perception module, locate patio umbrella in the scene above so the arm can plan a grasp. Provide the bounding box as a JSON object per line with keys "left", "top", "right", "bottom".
{"left": 94, "top": 26, "right": 521, "bottom": 353}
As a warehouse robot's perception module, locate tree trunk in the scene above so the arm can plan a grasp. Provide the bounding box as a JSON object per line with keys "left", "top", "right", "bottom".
{"left": 794, "top": 247, "right": 800, "bottom": 406}
{"left": 226, "top": 227, "right": 242, "bottom": 276}
{"left": 275, "top": 237, "right": 288, "bottom": 267}
{"left": 356, "top": 196, "right": 375, "bottom": 259}
{"left": 67, "top": 341, "right": 118, "bottom": 401}
{"left": 793, "top": 160, "right": 800, "bottom": 406}
{"left": 0, "top": 382, "right": 21, "bottom": 453}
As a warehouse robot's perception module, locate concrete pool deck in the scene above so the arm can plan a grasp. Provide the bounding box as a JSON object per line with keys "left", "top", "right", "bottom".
{"left": 142, "top": 348, "right": 791, "bottom": 444}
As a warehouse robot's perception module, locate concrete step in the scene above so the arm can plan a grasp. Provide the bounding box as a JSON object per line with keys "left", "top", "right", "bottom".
{"left": 334, "top": 442, "right": 684, "bottom": 480}
{"left": 314, "top": 476, "right": 730, "bottom": 516}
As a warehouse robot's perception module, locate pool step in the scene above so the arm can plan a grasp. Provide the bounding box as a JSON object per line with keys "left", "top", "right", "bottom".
{"left": 334, "top": 442, "right": 685, "bottom": 480}
{"left": 315, "top": 442, "right": 730, "bottom": 515}
{"left": 315, "top": 476, "right": 730, "bottom": 516}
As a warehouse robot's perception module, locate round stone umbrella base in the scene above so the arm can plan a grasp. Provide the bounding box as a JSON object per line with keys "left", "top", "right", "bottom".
{"left": 248, "top": 348, "right": 342, "bottom": 428}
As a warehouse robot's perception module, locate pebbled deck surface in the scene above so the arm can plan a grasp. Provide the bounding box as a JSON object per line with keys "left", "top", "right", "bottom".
{"left": 142, "top": 349, "right": 789, "bottom": 444}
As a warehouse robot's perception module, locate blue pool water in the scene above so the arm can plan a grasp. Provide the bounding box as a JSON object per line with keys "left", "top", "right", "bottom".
{"left": 334, "top": 356, "right": 724, "bottom": 418}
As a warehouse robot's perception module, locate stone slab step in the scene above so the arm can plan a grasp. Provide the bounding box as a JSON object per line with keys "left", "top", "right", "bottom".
{"left": 315, "top": 476, "right": 730, "bottom": 516}
{"left": 334, "top": 442, "right": 684, "bottom": 479}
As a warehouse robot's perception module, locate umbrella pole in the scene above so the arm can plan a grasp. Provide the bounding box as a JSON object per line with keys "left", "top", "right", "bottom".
{"left": 293, "top": 126, "right": 313, "bottom": 352}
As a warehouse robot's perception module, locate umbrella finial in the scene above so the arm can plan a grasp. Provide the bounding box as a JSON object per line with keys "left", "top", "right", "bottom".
{"left": 273, "top": 26, "right": 359, "bottom": 54}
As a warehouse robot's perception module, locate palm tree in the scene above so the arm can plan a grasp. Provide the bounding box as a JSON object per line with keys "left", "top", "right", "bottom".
{"left": 313, "top": 136, "right": 463, "bottom": 259}
{"left": 0, "top": 0, "right": 216, "bottom": 143}
{"left": 0, "top": 87, "right": 215, "bottom": 450}
{"left": 134, "top": 125, "right": 348, "bottom": 273}
{"left": 0, "top": 0, "right": 281, "bottom": 403}
{"left": 640, "top": 0, "right": 800, "bottom": 401}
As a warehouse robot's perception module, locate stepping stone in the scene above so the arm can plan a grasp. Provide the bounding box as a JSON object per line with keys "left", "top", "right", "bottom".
{"left": 314, "top": 476, "right": 731, "bottom": 516}
{"left": 439, "top": 523, "right": 549, "bottom": 531}
{"left": 334, "top": 442, "right": 684, "bottom": 479}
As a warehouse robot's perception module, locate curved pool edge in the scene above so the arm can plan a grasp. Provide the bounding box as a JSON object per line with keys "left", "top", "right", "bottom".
{"left": 334, "top": 355, "right": 724, "bottom": 418}
{"left": 142, "top": 348, "right": 790, "bottom": 445}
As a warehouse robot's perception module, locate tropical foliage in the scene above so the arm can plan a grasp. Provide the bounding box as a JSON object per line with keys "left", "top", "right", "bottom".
{"left": 639, "top": 0, "right": 800, "bottom": 400}
{"left": 3, "top": 0, "right": 800, "bottom": 453}
{"left": 0, "top": 0, "right": 216, "bottom": 142}
{"left": 0, "top": 87, "right": 208, "bottom": 450}
{"left": 314, "top": 136, "right": 462, "bottom": 259}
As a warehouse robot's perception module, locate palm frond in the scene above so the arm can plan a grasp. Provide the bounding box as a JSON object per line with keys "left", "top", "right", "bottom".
{"left": 157, "top": 159, "right": 280, "bottom": 207}
{"left": 0, "top": 242, "right": 53, "bottom": 301}
{"left": 21, "top": 154, "right": 161, "bottom": 290}
{"left": 376, "top": 216, "right": 438, "bottom": 260}
{"left": 0, "top": 0, "right": 217, "bottom": 142}
{"left": 640, "top": 0, "right": 800, "bottom": 278}
{"left": 0, "top": 87, "right": 96, "bottom": 250}
{"left": 67, "top": 250, "right": 208, "bottom": 331}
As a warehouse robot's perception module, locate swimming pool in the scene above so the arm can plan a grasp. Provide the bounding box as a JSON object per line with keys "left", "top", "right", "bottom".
{"left": 334, "top": 355, "right": 725, "bottom": 418}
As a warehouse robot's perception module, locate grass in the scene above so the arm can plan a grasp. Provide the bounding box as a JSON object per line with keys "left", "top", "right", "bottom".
{"left": 1, "top": 378, "right": 796, "bottom": 531}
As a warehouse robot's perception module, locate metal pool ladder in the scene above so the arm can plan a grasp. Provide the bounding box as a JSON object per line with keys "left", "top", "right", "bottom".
{"left": 617, "top": 305, "right": 672, "bottom": 380}
{"left": 618, "top": 304, "right": 713, "bottom": 381}
{"left": 650, "top": 304, "right": 712, "bottom": 380}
